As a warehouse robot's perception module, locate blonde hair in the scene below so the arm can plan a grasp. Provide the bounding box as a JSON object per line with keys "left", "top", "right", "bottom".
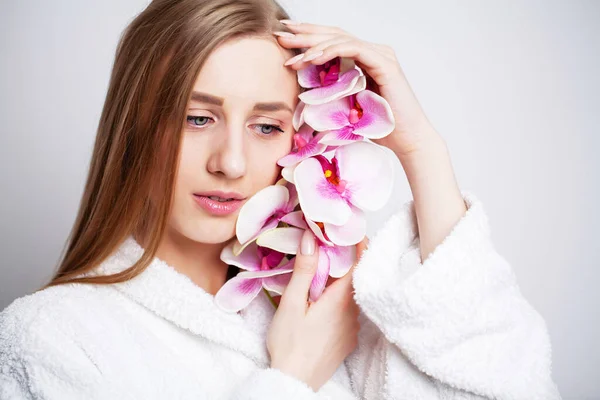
{"left": 40, "top": 0, "right": 301, "bottom": 290}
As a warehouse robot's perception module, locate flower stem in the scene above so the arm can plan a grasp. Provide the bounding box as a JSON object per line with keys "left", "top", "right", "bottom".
{"left": 263, "top": 288, "right": 278, "bottom": 310}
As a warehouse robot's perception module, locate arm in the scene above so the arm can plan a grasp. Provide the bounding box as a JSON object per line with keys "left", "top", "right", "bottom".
{"left": 345, "top": 188, "right": 562, "bottom": 399}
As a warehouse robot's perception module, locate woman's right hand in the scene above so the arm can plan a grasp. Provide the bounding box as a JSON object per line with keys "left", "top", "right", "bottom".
{"left": 266, "top": 229, "right": 367, "bottom": 392}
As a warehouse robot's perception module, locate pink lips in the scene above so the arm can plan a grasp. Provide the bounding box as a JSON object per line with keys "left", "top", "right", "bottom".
{"left": 193, "top": 190, "right": 246, "bottom": 216}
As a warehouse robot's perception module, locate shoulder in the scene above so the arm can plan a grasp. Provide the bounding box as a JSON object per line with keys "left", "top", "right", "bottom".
{"left": 0, "top": 282, "right": 121, "bottom": 367}
{"left": 1, "top": 283, "right": 98, "bottom": 337}
{"left": 0, "top": 284, "right": 118, "bottom": 397}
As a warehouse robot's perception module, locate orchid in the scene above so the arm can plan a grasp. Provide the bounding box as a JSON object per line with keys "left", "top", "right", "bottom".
{"left": 215, "top": 241, "right": 294, "bottom": 313}
{"left": 214, "top": 56, "right": 396, "bottom": 313}
{"left": 276, "top": 124, "right": 328, "bottom": 168}
{"left": 233, "top": 179, "right": 304, "bottom": 256}
{"left": 257, "top": 226, "right": 356, "bottom": 302}
{"left": 293, "top": 141, "right": 394, "bottom": 227}
{"left": 297, "top": 57, "right": 366, "bottom": 106}
{"left": 303, "top": 90, "right": 395, "bottom": 146}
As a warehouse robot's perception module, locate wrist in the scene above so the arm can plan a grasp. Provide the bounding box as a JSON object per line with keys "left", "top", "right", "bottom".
{"left": 271, "top": 364, "right": 318, "bottom": 392}
{"left": 393, "top": 128, "right": 448, "bottom": 165}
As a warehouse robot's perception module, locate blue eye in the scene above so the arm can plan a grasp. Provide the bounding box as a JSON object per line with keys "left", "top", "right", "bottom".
{"left": 187, "top": 116, "right": 212, "bottom": 126}
{"left": 186, "top": 116, "right": 284, "bottom": 136}
{"left": 256, "top": 124, "right": 285, "bottom": 135}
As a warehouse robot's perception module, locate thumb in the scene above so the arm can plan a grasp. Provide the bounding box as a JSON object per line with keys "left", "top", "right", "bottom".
{"left": 279, "top": 229, "right": 319, "bottom": 314}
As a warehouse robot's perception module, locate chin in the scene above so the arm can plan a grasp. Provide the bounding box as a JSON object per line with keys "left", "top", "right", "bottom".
{"left": 175, "top": 217, "right": 237, "bottom": 245}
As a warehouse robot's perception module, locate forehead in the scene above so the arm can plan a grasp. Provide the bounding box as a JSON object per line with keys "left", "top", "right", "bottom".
{"left": 192, "top": 37, "right": 299, "bottom": 108}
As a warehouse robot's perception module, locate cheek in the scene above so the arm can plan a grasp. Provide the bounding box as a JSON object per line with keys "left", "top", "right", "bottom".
{"left": 249, "top": 138, "right": 292, "bottom": 184}
{"left": 173, "top": 135, "right": 206, "bottom": 198}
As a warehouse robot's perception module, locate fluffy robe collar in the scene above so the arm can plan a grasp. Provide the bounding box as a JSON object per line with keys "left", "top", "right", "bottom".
{"left": 87, "top": 235, "right": 276, "bottom": 366}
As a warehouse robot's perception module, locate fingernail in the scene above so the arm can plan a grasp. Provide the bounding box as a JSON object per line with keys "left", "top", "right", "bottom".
{"left": 280, "top": 19, "right": 301, "bottom": 25}
{"left": 302, "top": 50, "right": 323, "bottom": 62}
{"left": 273, "top": 31, "right": 295, "bottom": 38}
{"left": 301, "top": 230, "right": 315, "bottom": 256}
{"left": 284, "top": 53, "right": 304, "bottom": 66}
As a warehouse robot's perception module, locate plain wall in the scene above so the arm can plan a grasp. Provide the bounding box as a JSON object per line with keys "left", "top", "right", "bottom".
{"left": 0, "top": 1, "right": 598, "bottom": 399}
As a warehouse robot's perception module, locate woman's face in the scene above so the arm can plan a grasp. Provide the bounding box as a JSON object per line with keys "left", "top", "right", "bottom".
{"left": 168, "top": 37, "right": 299, "bottom": 245}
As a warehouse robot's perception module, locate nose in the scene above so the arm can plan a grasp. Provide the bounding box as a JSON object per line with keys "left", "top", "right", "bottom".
{"left": 206, "top": 125, "right": 247, "bottom": 180}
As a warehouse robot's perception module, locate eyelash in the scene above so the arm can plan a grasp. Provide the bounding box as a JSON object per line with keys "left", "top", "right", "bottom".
{"left": 186, "top": 116, "right": 285, "bottom": 135}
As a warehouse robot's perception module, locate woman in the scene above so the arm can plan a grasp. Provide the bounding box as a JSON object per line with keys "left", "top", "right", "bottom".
{"left": 0, "top": 0, "right": 561, "bottom": 399}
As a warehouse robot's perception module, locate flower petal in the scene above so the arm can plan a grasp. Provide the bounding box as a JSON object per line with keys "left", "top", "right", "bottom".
{"left": 263, "top": 272, "right": 294, "bottom": 295}
{"left": 309, "top": 246, "right": 330, "bottom": 302}
{"left": 292, "top": 101, "right": 306, "bottom": 131}
{"left": 280, "top": 210, "right": 308, "bottom": 230}
{"left": 281, "top": 164, "right": 296, "bottom": 184}
{"left": 277, "top": 128, "right": 328, "bottom": 168}
{"left": 220, "top": 241, "right": 260, "bottom": 271}
{"left": 299, "top": 69, "right": 362, "bottom": 105}
{"left": 323, "top": 244, "right": 356, "bottom": 278}
{"left": 324, "top": 206, "right": 366, "bottom": 246}
{"left": 285, "top": 180, "right": 300, "bottom": 209}
{"left": 236, "top": 185, "right": 289, "bottom": 244}
{"left": 262, "top": 259, "right": 295, "bottom": 294}
{"left": 214, "top": 275, "right": 263, "bottom": 313}
{"left": 294, "top": 157, "right": 352, "bottom": 225}
{"left": 256, "top": 227, "right": 304, "bottom": 255}
{"left": 297, "top": 64, "right": 322, "bottom": 89}
{"left": 318, "top": 126, "right": 364, "bottom": 146}
{"left": 336, "top": 141, "right": 395, "bottom": 211}
{"left": 303, "top": 95, "right": 351, "bottom": 132}
{"left": 305, "top": 216, "right": 334, "bottom": 246}
{"left": 351, "top": 90, "right": 396, "bottom": 139}
{"left": 236, "top": 264, "right": 294, "bottom": 279}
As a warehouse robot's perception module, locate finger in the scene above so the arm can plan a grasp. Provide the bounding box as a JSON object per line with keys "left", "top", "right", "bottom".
{"left": 298, "top": 41, "right": 395, "bottom": 84}
{"left": 368, "top": 42, "right": 397, "bottom": 61}
{"left": 273, "top": 31, "right": 339, "bottom": 50}
{"left": 280, "top": 20, "right": 350, "bottom": 36}
{"left": 278, "top": 229, "right": 319, "bottom": 315}
{"left": 285, "top": 37, "right": 354, "bottom": 69}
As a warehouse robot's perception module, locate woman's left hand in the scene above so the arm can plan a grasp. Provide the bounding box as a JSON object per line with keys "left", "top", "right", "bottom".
{"left": 274, "top": 19, "right": 443, "bottom": 158}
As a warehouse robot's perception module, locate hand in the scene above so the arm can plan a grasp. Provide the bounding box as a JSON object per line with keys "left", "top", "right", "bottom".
{"left": 267, "top": 231, "right": 368, "bottom": 392}
{"left": 274, "top": 20, "right": 444, "bottom": 158}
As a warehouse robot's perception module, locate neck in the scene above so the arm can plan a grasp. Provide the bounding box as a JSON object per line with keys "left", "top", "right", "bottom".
{"left": 134, "top": 227, "right": 231, "bottom": 296}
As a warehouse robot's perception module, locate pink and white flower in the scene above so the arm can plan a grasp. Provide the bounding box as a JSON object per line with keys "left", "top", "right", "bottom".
{"left": 215, "top": 242, "right": 295, "bottom": 313}
{"left": 297, "top": 57, "right": 366, "bottom": 105}
{"left": 233, "top": 180, "right": 303, "bottom": 255}
{"left": 276, "top": 124, "right": 328, "bottom": 168}
{"left": 257, "top": 227, "right": 356, "bottom": 302}
{"left": 293, "top": 141, "right": 394, "bottom": 227}
{"left": 303, "top": 90, "right": 395, "bottom": 146}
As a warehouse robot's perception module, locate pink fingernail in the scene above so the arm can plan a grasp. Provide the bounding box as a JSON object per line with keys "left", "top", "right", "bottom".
{"left": 273, "top": 31, "right": 295, "bottom": 38}
{"left": 301, "top": 230, "right": 315, "bottom": 256}
{"left": 280, "top": 19, "right": 301, "bottom": 25}
{"left": 302, "top": 50, "right": 323, "bottom": 62}
{"left": 284, "top": 53, "right": 304, "bottom": 66}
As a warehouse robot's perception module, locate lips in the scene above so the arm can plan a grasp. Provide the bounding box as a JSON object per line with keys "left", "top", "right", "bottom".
{"left": 194, "top": 190, "right": 246, "bottom": 201}
{"left": 192, "top": 190, "right": 246, "bottom": 216}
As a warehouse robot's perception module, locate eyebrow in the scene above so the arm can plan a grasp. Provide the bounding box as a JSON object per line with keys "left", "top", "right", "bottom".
{"left": 190, "top": 91, "right": 293, "bottom": 114}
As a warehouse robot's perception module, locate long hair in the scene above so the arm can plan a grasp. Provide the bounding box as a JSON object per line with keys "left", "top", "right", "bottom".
{"left": 39, "top": 0, "right": 301, "bottom": 290}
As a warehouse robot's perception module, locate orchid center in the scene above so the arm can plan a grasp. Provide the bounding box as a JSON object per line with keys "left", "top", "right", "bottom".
{"left": 293, "top": 133, "right": 308, "bottom": 150}
{"left": 348, "top": 94, "right": 364, "bottom": 124}
{"left": 316, "top": 155, "right": 347, "bottom": 194}
{"left": 317, "top": 57, "right": 341, "bottom": 87}
{"left": 257, "top": 246, "right": 285, "bottom": 271}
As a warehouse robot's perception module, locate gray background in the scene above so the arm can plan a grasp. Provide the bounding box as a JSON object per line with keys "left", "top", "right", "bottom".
{"left": 1, "top": 1, "right": 598, "bottom": 399}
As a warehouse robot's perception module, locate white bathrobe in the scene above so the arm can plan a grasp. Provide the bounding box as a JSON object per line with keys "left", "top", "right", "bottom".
{"left": 0, "top": 191, "right": 562, "bottom": 399}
